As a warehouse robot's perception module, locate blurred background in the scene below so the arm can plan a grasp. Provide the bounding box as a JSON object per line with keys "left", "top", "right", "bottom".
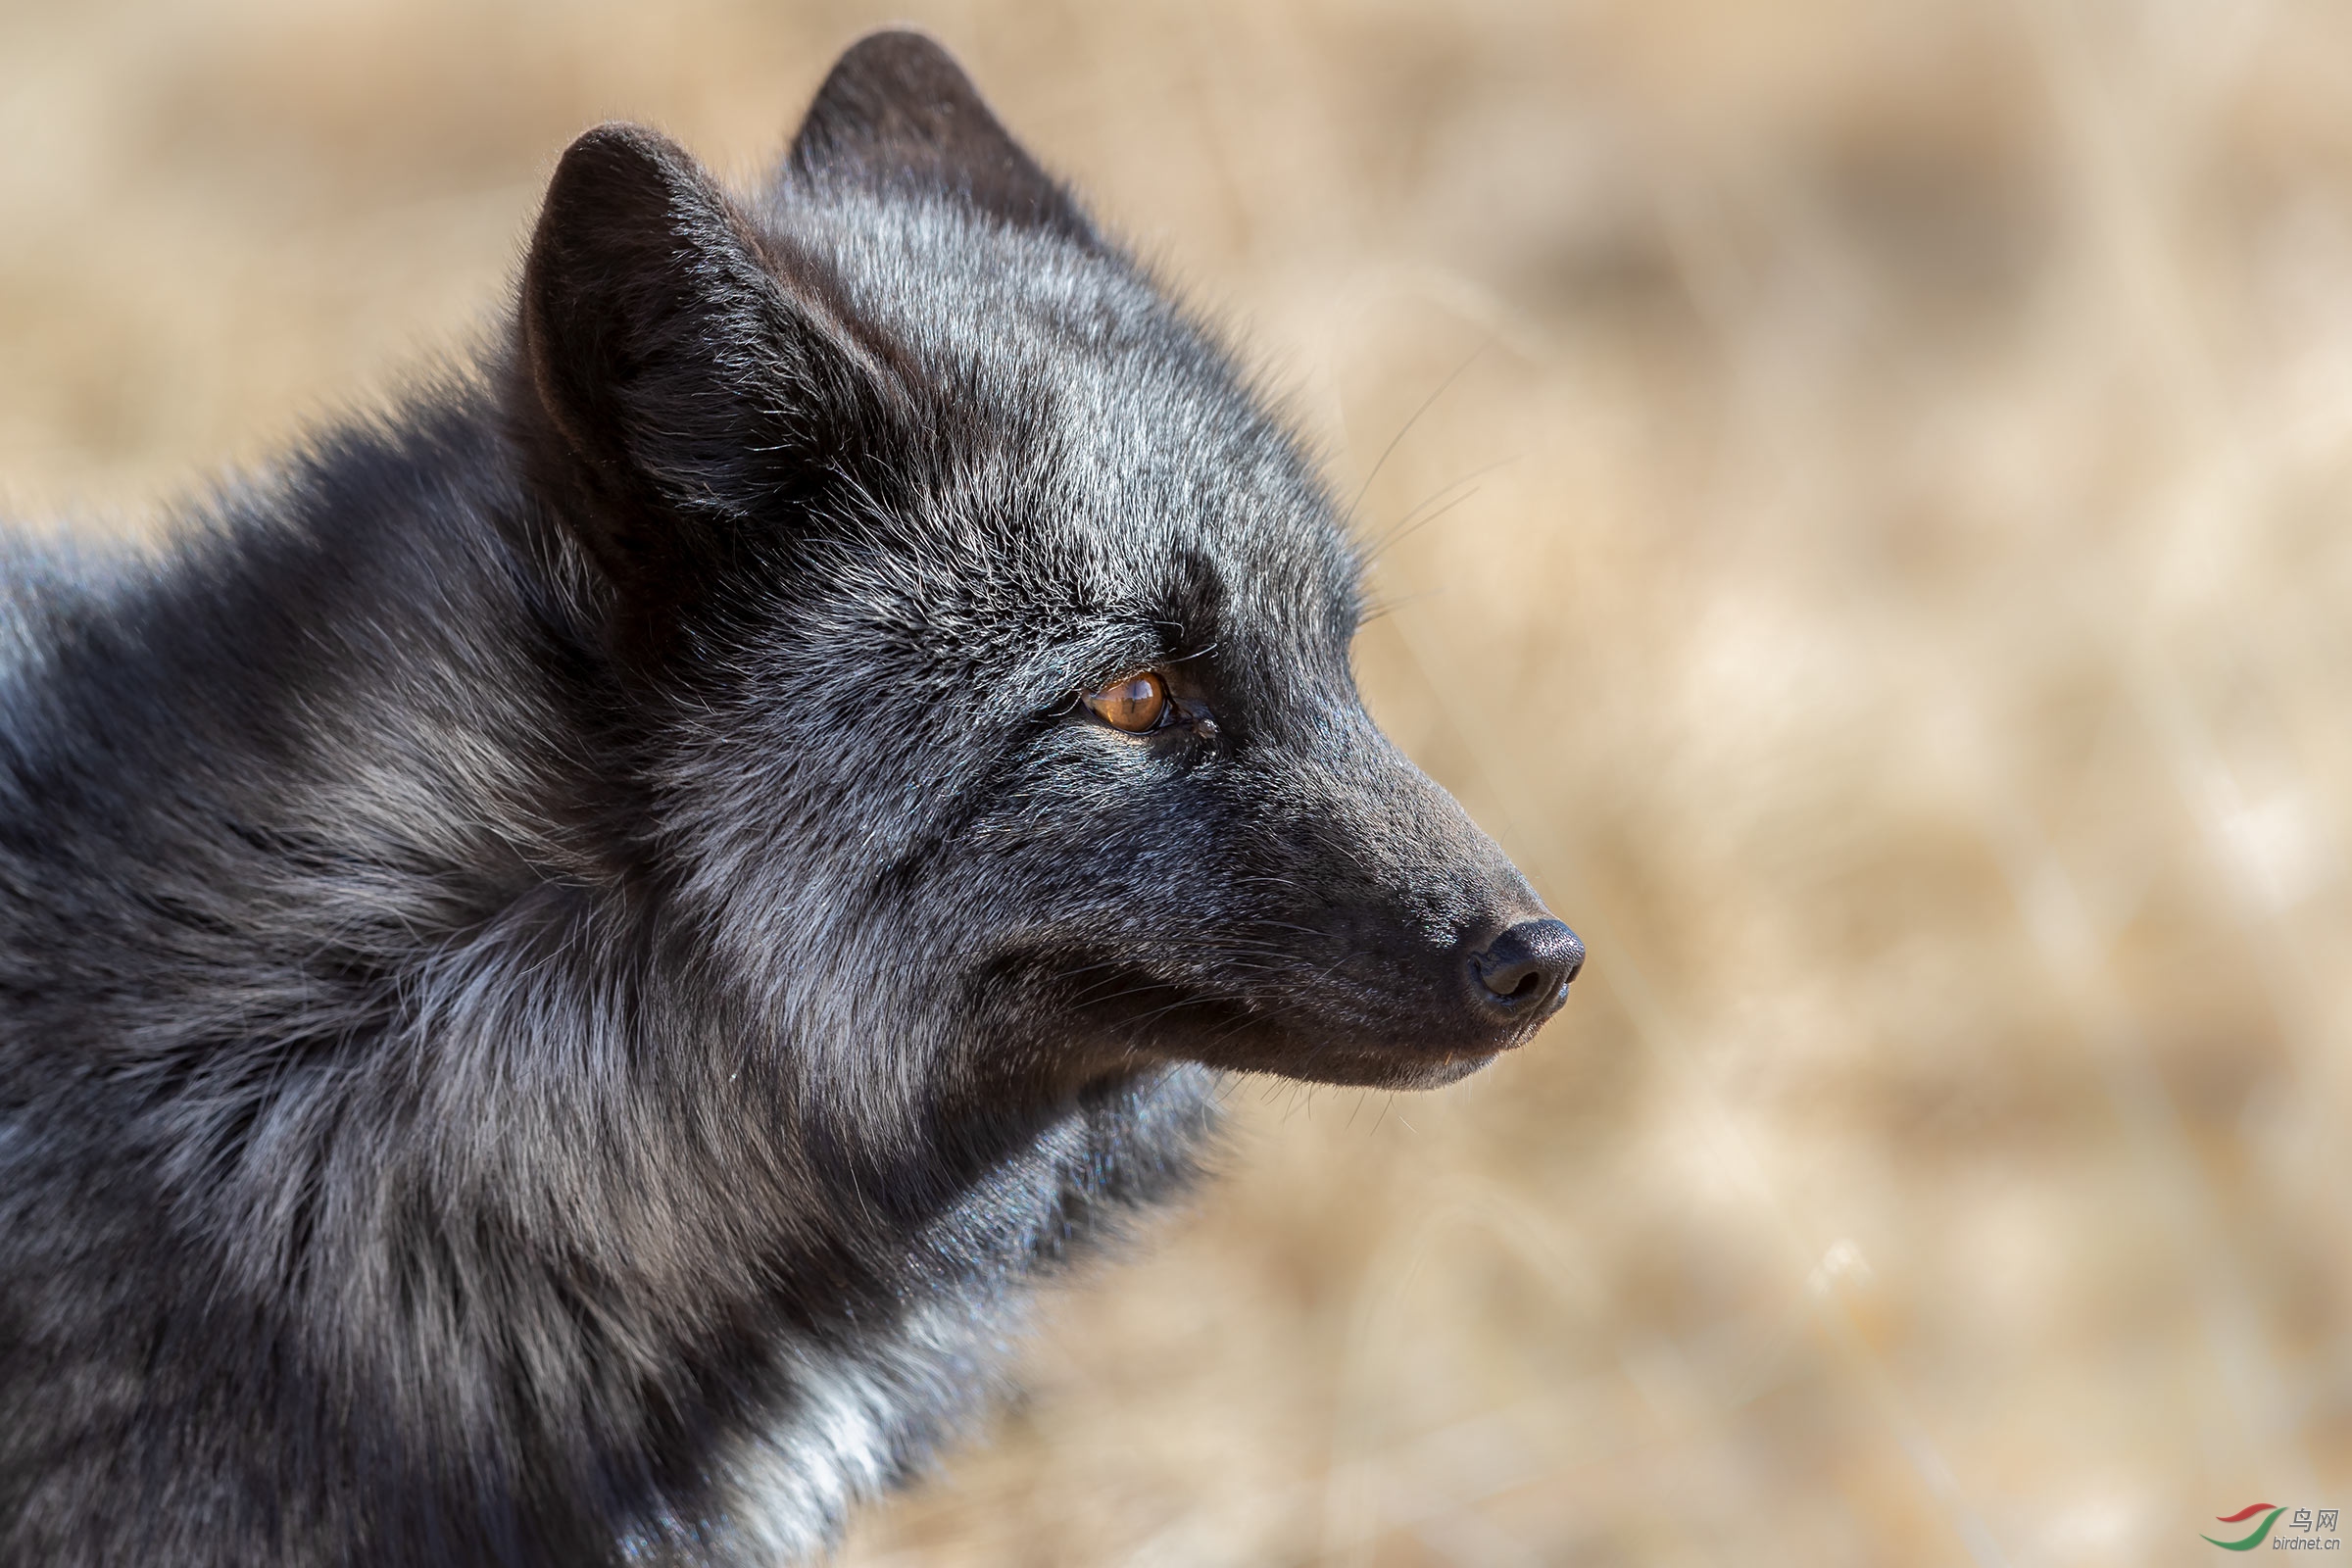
{"left": 4, "top": 0, "right": 2348, "bottom": 1561}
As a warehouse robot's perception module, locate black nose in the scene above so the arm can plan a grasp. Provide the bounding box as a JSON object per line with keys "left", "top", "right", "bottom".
{"left": 1466, "top": 917, "right": 1584, "bottom": 1025}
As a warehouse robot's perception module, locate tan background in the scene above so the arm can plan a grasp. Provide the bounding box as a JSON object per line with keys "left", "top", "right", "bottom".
{"left": 4, "top": 1, "right": 2349, "bottom": 1562}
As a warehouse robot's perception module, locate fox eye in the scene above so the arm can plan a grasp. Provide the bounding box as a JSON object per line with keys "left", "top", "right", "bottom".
{"left": 1084, "top": 671, "right": 1169, "bottom": 733}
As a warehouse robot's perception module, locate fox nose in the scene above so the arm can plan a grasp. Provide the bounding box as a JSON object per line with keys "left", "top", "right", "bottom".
{"left": 1465, "top": 917, "right": 1583, "bottom": 1027}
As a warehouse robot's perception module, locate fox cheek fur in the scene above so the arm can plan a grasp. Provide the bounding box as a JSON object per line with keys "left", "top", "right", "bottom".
{"left": 0, "top": 28, "right": 1581, "bottom": 1566}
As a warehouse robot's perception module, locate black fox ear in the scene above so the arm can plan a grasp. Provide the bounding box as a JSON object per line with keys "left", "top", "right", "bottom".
{"left": 786, "top": 30, "right": 1095, "bottom": 244}
{"left": 519, "top": 123, "right": 895, "bottom": 629}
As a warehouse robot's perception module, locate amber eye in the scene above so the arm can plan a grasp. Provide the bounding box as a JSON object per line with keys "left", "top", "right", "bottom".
{"left": 1083, "top": 671, "right": 1170, "bottom": 733}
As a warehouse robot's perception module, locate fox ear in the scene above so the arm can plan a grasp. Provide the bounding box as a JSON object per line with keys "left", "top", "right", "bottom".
{"left": 787, "top": 30, "right": 1095, "bottom": 243}
{"left": 519, "top": 123, "right": 894, "bottom": 627}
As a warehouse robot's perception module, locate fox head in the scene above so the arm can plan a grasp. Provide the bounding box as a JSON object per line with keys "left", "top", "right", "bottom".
{"left": 513, "top": 31, "right": 1581, "bottom": 1108}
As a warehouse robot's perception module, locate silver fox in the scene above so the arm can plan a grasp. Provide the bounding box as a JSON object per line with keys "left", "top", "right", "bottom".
{"left": 0, "top": 31, "right": 1580, "bottom": 1565}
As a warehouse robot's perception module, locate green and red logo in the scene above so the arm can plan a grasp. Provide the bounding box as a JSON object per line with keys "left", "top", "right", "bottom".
{"left": 2206, "top": 1504, "right": 2285, "bottom": 1550}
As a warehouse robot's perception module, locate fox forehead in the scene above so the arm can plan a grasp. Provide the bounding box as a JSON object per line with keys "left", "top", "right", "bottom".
{"left": 753, "top": 196, "right": 1361, "bottom": 692}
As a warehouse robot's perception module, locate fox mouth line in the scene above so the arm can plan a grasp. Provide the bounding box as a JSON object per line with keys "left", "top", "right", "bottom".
{"left": 970, "top": 907, "right": 1575, "bottom": 1090}
{"left": 1022, "top": 959, "right": 1539, "bottom": 1086}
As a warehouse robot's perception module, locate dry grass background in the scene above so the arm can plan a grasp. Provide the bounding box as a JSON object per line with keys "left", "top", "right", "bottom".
{"left": 3, "top": 0, "right": 2349, "bottom": 1562}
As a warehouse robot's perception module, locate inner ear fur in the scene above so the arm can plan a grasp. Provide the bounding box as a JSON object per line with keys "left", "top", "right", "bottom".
{"left": 518, "top": 122, "right": 894, "bottom": 626}
{"left": 786, "top": 29, "right": 1096, "bottom": 244}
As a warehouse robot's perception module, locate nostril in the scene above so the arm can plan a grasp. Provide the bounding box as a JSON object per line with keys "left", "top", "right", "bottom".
{"left": 1468, "top": 918, "right": 1585, "bottom": 1020}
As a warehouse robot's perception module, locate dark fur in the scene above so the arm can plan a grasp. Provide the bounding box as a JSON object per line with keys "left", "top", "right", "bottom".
{"left": 0, "top": 33, "right": 1573, "bottom": 1566}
